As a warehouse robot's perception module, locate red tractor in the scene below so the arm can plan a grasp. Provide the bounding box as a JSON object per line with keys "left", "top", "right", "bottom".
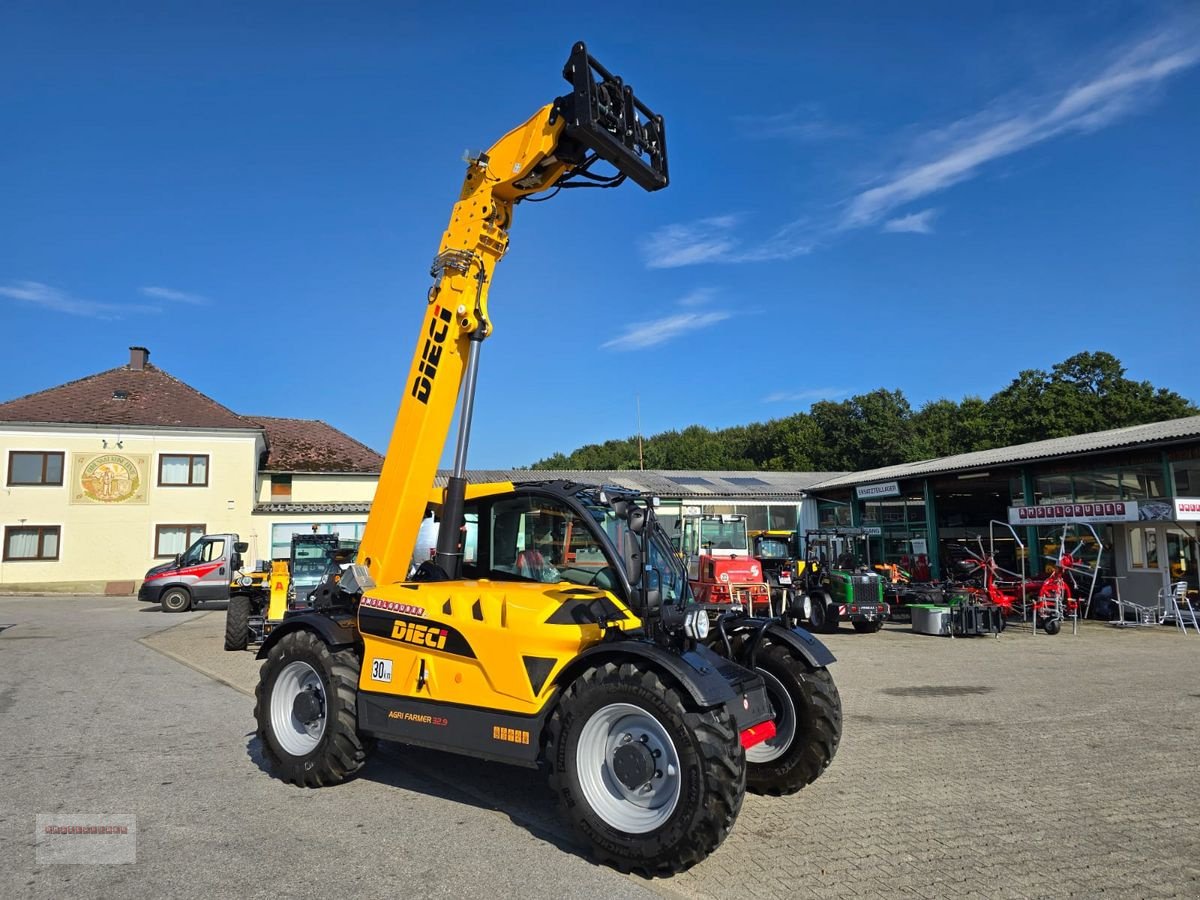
{"left": 679, "top": 513, "right": 771, "bottom": 613}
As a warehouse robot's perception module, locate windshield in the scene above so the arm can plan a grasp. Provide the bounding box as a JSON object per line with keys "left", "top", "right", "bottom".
{"left": 700, "top": 518, "right": 747, "bottom": 551}
{"left": 578, "top": 489, "right": 692, "bottom": 606}
{"left": 292, "top": 543, "right": 333, "bottom": 587}
{"left": 757, "top": 538, "right": 791, "bottom": 559}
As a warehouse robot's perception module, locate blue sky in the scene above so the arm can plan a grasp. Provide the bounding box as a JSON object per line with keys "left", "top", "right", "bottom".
{"left": 2, "top": 2, "right": 1198, "bottom": 468}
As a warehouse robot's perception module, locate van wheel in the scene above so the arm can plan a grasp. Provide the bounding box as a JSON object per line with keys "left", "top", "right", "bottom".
{"left": 160, "top": 587, "right": 191, "bottom": 613}
{"left": 546, "top": 661, "right": 745, "bottom": 877}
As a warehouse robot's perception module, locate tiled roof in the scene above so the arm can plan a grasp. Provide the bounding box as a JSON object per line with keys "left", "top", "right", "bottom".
{"left": 253, "top": 501, "right": 373, "bottom": 514}
{"left": 810, "top": 415, "right": 1200, "bottom": 489}
{"left": 254, "top": 416, "right": 383, "bottom": 474}
{"left": 0, "top": 363, "right": 252, "bottom": 429}
{"left": 434, "top": 469, "right": 839, "bottom": 499}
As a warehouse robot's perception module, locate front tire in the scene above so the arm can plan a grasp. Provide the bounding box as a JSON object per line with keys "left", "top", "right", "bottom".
{"left": 254, "top": 630, "right": 375, "bottom": 787}
{"left": 224, "top": 595, "right": 251, "bottom": 651}
{"left": 809, "top": 595, "right": 838, "bottom": 634}
{"left": 745, "top": 641, "right": 842, "bottom": 796}
{"left": 546, "top": 661, "right": 745, "bottom": 877}
{"left": 160, "top": 587, "right": 191, "bottom": 613}
{"left": 1042, "top": 617, "right": 1062, "bottom": 636}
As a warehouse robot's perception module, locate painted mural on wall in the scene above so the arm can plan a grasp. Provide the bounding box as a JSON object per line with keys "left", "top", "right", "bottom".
{"left": 70, "top": 453, "right": 149, "bottom": 505}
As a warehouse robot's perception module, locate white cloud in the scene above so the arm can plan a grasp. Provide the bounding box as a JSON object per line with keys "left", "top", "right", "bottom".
{"left": 0, "top": 281, "right": 159, "bottom": 320}
{"left": 761, "top": 387, "right": 849, "bottom": 404}
{"left": 883, "top": 209, "right": 938, "bottom": 234}
{"left": 676, "top": 287, "right": 719, "bottom": 307}
{"left": 641, "top": 216, "right": 741, "bottom": 269}
{"left": 641, "top": 215, "right": 815, "bottom": 269}
{"left": 643, "top": 20, "right": 1200, "bottom": 266}
{"left": 602, "top": 310, "right": 733, "bottom": 351}
{"left": 733, "top": 105, "right": 855, "bottom": 142}
{"left": 141, "top": 285, "right": 209, "bottom": 305}
{"left": 840, "top": 24, "right": 1200, "bottom": 230}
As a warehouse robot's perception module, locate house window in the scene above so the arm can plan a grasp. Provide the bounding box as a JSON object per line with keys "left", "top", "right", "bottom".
{"left": 159, "top": 454, "right": 208, "bottom": 486}
{"left": 3, "top": 526, "right": 61, "bottom": 561}
{"left": 271, "top": 475, "right": 292, "bottom": 501}
{"left": 155, "top": 524, "right": 207, "bottom": 558}
{"left": 7, "top": 451, "right": 64, "bottom": 486}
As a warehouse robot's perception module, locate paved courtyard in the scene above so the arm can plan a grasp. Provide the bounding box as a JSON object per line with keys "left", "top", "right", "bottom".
{"left": 1, "top": 595, "right": 1197, "bottom": 898}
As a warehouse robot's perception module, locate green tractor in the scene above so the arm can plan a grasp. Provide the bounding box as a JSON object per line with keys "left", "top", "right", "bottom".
{"left": 798, "top": 528, "right": 890, "bottom": 634}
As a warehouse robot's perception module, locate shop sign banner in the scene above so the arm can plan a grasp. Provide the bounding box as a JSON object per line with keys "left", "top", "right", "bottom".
{"left": 856, "top": 481, "right": 900, "bottom": 499}
{"left": 1007, "top": 500, "right": 1138, "bottom": 525}
{"left": 1174, "top": 498, "right": 1200, "bottom": 522}
{"left": 70, "top": 453, "right": 149, "bottom": 505}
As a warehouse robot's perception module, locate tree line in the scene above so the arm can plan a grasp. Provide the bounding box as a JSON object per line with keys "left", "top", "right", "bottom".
{"left": 529, "top": 352, "right": 1197, "bottom": 473}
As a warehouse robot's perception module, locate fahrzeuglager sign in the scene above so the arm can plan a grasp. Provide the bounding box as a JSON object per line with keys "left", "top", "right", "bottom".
{"left": 1174, "top": 498, "right": 1200, "bottom": 522}
{"left": 1007, "top": 501, "right": 1139, "bottom": 526}
{"left": 856, "top": 481, "right": 900, "bottom": 499}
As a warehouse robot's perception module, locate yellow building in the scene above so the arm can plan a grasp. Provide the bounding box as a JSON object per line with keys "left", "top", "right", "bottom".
{"left": 0, "top": 347, "right": 381, "bottom": 593}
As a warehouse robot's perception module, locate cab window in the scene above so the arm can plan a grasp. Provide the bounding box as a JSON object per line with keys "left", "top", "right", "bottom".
{"left": 488, "top": 495, "right": 609, "bottom": 586}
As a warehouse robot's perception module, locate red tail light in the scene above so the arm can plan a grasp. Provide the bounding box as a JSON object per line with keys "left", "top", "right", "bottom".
{"left": 740, "top": 720, "right": 777, "bottom": 749}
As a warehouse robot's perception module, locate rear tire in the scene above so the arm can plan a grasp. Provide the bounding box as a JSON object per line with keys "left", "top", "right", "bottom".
{"left": 224, "top": 595, "right": 251, "bottom": 651}
{"left": 254, "top": 630, "right": 375, "bottom": 787}
{"left": 809, "top": 595, "right": 838, "bottom": 634}
{"left": 160, "top": 587, "right": 191, "bottom": 613}
{"left": 546, "top": 660, "right": 745, "bottom": 877}
{"left": 852, "top": 620, "right": 884, "bottom": 634}
{"left": 745, "top": 642, "right": 842, "bottom": 796}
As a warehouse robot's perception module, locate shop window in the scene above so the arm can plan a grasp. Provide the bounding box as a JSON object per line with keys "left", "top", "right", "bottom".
{"left": 1172, "top": 460, "right": 1200, "bottom": 496}
{"left": 1035, "top": 474, "right": 1073, "bottom": 504}
{"left": 1128, "top": 525, "right": 1159, "bottom": 570}
{"left": 1121, "top": 465, "right": 1165, "bottom": 500}
{"left": 735, "top": 506, "right": 769, "bottom": 533}
{"left": 769, "top": 505, "right": 798, "bottom": 532}
{"left": 159, "top": 454, "right": 209, "bottom": 487}
{"left": 818, "top": 503, "right": 851, "bottom": 528}
{"left": 1074, "top": 470, "right": 1121, "bottom": 501}
{"left": 4, "top": 525, "right": 60, "bottom": 561}
{"left": 155, "top": 524, "right": 206, "bottom": 558}
{"left": 7, "top": 451, "right": 64, "bottom": 486}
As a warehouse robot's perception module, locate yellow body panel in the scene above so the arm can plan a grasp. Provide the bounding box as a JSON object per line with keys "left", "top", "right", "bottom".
{"left": 267, "top": 560, "right": 290, "bottom": 622}
{"left": 357, "top": 580, "right": 639, "bottom": 715}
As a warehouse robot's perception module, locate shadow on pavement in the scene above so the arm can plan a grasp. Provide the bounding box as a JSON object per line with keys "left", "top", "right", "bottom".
{"left": 243, "top": 734, "right": 587, "bottom": 861}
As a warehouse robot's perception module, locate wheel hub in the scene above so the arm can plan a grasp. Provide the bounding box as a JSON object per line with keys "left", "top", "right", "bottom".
{"left": 611, "top": 739, "right": 656, "bottom": 791}
{"left": 292, "top": 688, "right": 323, "bottom": 725}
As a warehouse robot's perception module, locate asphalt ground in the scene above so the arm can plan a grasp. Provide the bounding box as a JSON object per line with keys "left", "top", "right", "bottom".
{"left": 1, "top": 595, "right": 1198, "bottom": 899}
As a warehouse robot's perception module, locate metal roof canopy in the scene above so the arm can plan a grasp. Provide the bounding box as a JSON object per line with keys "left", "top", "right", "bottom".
{"left": 809, "top": 415, "right": 1200, "bottom": 490}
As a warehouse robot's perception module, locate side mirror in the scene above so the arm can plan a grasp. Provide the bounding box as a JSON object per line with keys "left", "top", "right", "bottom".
{"left": 173, "top": 553, "right": 182, "bottom": 567}
{"left": 624, "top": 536, "right": 643, "bottom": 587}
{"left": 233, "top": 541, "right": 249, "bottom": 554}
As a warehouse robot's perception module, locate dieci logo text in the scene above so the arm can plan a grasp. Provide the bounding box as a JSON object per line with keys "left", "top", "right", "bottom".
{"left": 410, "top": 305, "right": 454, "bottom": 404}
{"left": 391, "top": 620, "right": 448, "bottom": 649}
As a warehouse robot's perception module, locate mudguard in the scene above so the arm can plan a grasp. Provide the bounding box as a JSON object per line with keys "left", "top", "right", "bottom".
{"left": 723, "top": 619, "right": 837, "bottom": 670}
{"left": 255, "top": 611, "right": 359, "bottom": 659}
{"left": 762, "top": 621, "right": 836, "bottom": 668}
{"left": 554, "top": 639, "right": 750, "bottom": 710}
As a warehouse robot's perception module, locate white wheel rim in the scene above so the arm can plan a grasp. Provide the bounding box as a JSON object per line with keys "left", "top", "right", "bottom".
{"left": 576, "top": 702, "right": 681, "bottom": 834}
{"left": 270, "top": 660, "right": 327, "bottom": 756}
{"left": 801, "top": 595, "right": 812, "bottom": 620}
{"left": 746, "top": 668, "right": 796, "bottom": 764}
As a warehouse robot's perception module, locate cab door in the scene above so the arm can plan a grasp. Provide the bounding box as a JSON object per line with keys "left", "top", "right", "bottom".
{"left": 191, "top": 536, "right": 231, "bottom": 601}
